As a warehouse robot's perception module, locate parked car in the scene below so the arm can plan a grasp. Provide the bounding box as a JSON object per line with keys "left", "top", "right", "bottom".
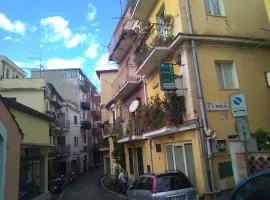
{"left": 228, "top": 169, "right": 270, "bottom": 200}
{"left": 127, "top": 171, "right": 198, "bottom": 200}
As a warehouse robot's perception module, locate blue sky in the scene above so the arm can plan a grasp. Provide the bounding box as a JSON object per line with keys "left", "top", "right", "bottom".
{"left": 0, "top": 0, "right": 125, "bottom": 90}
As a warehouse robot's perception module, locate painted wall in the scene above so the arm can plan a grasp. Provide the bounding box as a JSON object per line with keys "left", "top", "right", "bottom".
{"left": 32, "top": 70, "right": 80, "bottom": 106}
{"left": 189, "top": 0, "right": 269, "bottom": 38}
{"left": 10, "top": 109, "right": 50, "bottom": 145}
{"left": 99, "top": 72, "right": 118, "bottom": 121}
{"left": 0, "top": 101, "right": 22, "bottom": 200}
{"left": 197, "top": 44, "right": 270, "bottom": 139}
{"left": 0, "top": 79, "right": 46, "bottom": 112}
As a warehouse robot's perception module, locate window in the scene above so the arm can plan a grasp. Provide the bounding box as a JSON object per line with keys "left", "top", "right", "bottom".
{"left": 74, "top": 116, "right": 77, "bottom": 124}
{"left": 128, "top": 148, "right": 134, "bottom": 174}
{"left": 64, "top": 70, "right": 77, "bottom": 79}
{"left": 157, "top": 174, "right": 192, "bottom": 192}
{"left": 139, "top": 177, "right": 153, "bottom": 190}
{"left": 215, "top": 61, "right": 239, "bottom": 89}
{"left": 74, "top": 137, "right": 78, "bottom": 147}
{"left": 6, "top": 68, "right": 9, "bottom": 78}
{"left": 204, "top": 0, "right": 225, "bottom": 16}
{"left": 156, "top": 5, "right": 167, "bottom": 40}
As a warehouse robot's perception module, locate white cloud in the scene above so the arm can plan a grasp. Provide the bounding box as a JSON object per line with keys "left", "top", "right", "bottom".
{"left": 40, "top": 16, "right": 89, "bottom": 48}
{"left": 85, "top": 43, "right": 99, "bottom": 58}
{"left": 94, "top": 54, "right": 118, "bottom": 70}
{"left": 0, "top": 13, "right": 26, "bottom": 34}
{"left": 46, "top": 57, "right": 85, "bottom": 69}
{"left": 4, "top": 36, "right": 12, "bottom": 41}
{"left": 66, "top": 33, "right": 87, "bottom": 48}
{"left": 86, "top": 3, "right": 97, "bottom": 21}
{"left": 40, "top": 16, "right": 71, "bottom": 42}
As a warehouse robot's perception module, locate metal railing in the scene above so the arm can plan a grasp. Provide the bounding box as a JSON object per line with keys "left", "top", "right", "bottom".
{"left": 134, "top": 22, "right": 174, "bottom": 67}
{"left": 55, "top": 119, "right": 70, "bottom": 129}
{"left": 103, "top": 122, "right": 115, "bottom": 136}
{"left": 56, "top": 145, "right": 70, "bottom": 155}
{"left": 112, "top": 64, "right": 140, "bottom": 96}
{"left": 108, "top": 17, "right": 141, "bottom": 58}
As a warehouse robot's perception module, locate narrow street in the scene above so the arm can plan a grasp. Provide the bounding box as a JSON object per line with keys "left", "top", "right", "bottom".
{"left": 51, "top": 168, "right": 125, "bottom": 200}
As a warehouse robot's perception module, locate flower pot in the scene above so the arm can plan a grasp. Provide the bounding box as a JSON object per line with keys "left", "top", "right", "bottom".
{"left": 165, "top": 120, "right": 173, "bottom": 127}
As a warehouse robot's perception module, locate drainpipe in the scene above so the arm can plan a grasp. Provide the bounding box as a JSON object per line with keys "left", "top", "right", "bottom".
{"left": 148, "top": 138, "right": 154, "bottom": 172}
{"left": 184, "top": 0, "right": 214, "bottom": 194}
{"left": 142, "top": 75, "right": 148, "bottom": 104}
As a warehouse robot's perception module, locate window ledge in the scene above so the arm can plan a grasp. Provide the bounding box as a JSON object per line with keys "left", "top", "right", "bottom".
{"left": 218, "top": 88, "right": 240, "bottom": 91}
{"left": 206, "top": 14, "right": 227, "bottom": 18}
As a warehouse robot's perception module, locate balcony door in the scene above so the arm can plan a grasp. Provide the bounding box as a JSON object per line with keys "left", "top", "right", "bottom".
{"left": 166, "top": 143, "right": 196, "bottom": 185}
{"left": 156, "top": 5, "right": 167, "bottom": 41}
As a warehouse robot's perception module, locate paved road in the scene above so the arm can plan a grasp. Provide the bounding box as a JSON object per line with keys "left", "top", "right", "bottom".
{"left": 51, "top": 168, "right": 125, "bottom": 200}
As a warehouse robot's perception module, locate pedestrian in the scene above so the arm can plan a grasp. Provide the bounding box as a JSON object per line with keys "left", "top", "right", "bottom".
{"left": 118, "top": 168, "right": 128, "bottom": 194}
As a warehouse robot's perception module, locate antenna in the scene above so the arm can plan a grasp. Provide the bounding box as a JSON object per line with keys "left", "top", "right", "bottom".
{"left": 27, "top": 51, "right": 43, "bottom": 78}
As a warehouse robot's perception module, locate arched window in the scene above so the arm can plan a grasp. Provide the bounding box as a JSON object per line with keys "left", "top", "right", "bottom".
{"left": 0, "top": 122, "right": 7, "bottom": 200}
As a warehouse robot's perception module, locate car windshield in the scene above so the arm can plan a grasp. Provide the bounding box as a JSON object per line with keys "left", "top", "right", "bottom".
{"left": 156, "top": 173, "right": 192, "bottom": 192}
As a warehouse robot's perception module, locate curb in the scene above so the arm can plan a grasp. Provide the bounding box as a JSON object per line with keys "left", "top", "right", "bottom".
{"left": 100, "top": 177, "right": 128, "bottom": 199}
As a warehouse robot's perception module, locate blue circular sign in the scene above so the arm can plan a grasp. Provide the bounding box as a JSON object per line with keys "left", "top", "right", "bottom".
{"left": 233, "top": 97, "right": 242, "bottom": 105}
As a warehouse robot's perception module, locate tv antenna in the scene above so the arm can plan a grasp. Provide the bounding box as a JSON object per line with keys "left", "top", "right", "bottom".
{"left": 27, "top": 51, "right": 45, "bottom": 78}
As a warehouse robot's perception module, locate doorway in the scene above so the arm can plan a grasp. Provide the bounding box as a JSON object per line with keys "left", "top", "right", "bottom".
{"left": 136, "top": 147, "right": 144, "bottom": 175}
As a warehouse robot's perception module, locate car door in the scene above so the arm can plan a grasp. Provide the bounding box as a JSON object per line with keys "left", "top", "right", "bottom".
{"left": 128, "top": 176, "right": 153, "bottom": 200}
{"left": 231, "top": 172, "right": 270, "bottom": 200}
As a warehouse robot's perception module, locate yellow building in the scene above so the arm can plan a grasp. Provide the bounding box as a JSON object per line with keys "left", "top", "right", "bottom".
{"left": 105, "top": 0, "right": 270, "bottom": 198}
{"left": 3, "top": 97, "right": 51, "bottom": 199}
{"left": 265, "top": 0, "right": 270, "bottom": 22}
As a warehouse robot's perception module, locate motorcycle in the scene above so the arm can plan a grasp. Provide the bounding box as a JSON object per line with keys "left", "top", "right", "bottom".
{"left": 68, "top": 171, "right": 77, "bottom": 184}
{"left": 49, "top": 174, "right": 67, "bottom": 194}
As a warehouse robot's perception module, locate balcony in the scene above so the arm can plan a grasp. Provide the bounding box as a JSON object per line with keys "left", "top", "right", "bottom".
{"left": 117, "top": 93, "right": 186, "bottom": 143}
{"left": 134, "top": 21, "right": 183, "bottom": 76}
{"left": 54, "top": 119, "right": 70, "bottom": 130}
{"left": 131, "top": 0, "right": 156, "bottom": 21}
{"left": 45, "top": 111, "right": 56, "bottom": 121}
{"left": 81, "top": 120, "right": 91, "bottom": 129}
{"left": 56, "top": 145, "right": 70, "bottom": 156}
{"left": 81, "top": 101, "right": 90, "bottom": 110}
{"left": 99, "top": 138, "right": 110, "bottom": 151}
{"left": 103, "top": 122, "right": 115, "bottom": 137}
{"left": 111, "top": 64, "right": 141, "bottom": 102}
{"left": 108, "top": 12, "right": 140, "bottom": 62}
{"left": 79, "top": 79, "right": 89, "bottom": 93}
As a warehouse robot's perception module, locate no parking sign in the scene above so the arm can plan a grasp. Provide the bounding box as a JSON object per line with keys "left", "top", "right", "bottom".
{"left": 229, "top": 93, "right": 248, "bottom": 117}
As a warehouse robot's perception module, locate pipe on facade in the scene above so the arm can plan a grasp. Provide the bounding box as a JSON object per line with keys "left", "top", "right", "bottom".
{"left": 148, "top": 138, "right": 154, "bottom": 172}
{"left": 184, "top": 0, "right": 214, "bottom": 193}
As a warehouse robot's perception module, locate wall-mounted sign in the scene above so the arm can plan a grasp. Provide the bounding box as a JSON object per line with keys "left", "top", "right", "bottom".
{"left": 159, "top": 63, "right": 176, "bottom": 90}
{"left": 207, "top": 102, "right": 229, "bottom": 111}
{"left": 229, "top": 93, "right": 248, "bottom": 117}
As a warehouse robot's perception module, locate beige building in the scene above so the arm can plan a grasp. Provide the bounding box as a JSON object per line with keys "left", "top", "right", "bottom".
{"left": 0, "top": 55, "right": 25, "bottom": 79}
{"left": 96, "top": 69, "right": 118, "bottom": 175}
{"left": 0, "top": 96, "right": 23, "bottom": 200}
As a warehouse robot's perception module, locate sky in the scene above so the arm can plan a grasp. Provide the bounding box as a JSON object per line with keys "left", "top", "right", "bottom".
{"left": 0, "top": 0, "right": 126, "bottom": 91}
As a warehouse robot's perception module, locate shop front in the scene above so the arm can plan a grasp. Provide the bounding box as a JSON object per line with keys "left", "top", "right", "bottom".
{"left": 19, "top": 147, "right": 47, "bottom": 200}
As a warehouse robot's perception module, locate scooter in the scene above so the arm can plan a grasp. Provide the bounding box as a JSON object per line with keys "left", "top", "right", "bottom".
{"left": 68, "top": 171, "right": 77, "bottom": 184}
{"left": 49, "top": 174, "right": 67, "bottom": 194}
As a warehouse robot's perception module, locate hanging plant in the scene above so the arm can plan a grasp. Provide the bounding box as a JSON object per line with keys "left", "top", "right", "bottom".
{"left": 114, "top": 123, "right": 123, "bottom": 138}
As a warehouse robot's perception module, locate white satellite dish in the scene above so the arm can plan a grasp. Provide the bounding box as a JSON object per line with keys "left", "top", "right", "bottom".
{"left": 129, "top": 100, "right": 139, "bottom": 113}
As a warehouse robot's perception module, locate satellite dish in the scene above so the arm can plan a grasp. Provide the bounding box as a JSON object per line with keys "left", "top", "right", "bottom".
{"left": 129, "top": 100, "right": 139, "bottom": 113}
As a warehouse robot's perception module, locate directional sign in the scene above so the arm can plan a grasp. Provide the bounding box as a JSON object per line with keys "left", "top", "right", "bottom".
{"left": 159, "top": 63, "right": 176, "bottom": 90}
{"left": 229, "top": 93, "right": 248, "bottom": 117}
{"left": 236, "top": 117, "right": 251, "bottom": 141}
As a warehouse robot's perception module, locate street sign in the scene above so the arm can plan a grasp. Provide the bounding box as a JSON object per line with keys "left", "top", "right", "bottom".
{"left": 236, "top": 117, "right": 251, "bottom": 141}
{"left": 207, "top": 102, "right": 229, "bottom": 111}
{"left": 229, "top": 93, "right": 248, "bottom": 117}
{"left": 159, "top": 63, "right": 176, "bottom": 90}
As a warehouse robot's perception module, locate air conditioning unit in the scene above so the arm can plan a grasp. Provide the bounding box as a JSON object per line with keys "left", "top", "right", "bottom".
{"left": 211, "top": 139, "right": 227, "bottom": 153}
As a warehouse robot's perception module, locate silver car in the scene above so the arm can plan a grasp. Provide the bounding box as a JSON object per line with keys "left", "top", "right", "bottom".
{"left": 127, "top": 171, "right": 198, "bottom": 200}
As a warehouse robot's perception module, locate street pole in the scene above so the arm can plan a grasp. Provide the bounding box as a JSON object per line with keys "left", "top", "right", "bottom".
{"left": 243, "top": 131, "right": 251, "bottom": 176}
